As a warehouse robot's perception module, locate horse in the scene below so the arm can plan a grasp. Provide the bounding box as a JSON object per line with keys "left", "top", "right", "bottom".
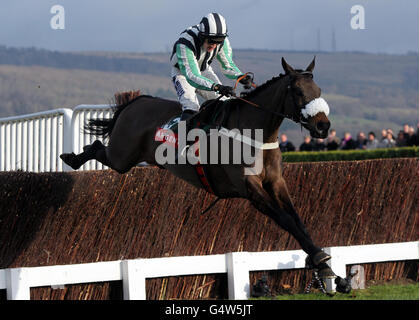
{"left": 60, "top": 57, "right": 347, "bottom": 288}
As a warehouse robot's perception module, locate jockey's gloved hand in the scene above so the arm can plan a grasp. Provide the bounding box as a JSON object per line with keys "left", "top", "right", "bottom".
{"left": 239, "top": 74, "right": 253, "bottom": 89}
{"left": 212, "top": 84, "right": 235, "bottom": 97}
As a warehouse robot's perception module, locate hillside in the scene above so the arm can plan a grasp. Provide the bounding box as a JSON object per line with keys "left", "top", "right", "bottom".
{"left": 0, "top": 64, "right": 174, "bottom": 115}
{"left": 0, "top": 45, "right": 418, "bottom": 144}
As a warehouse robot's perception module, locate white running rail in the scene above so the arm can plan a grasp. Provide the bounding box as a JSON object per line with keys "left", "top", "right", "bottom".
{"left": 0, "top": 105, "right": 114, "bottom": 172}
{"left": 0, "top": 241, "right": 417, "bottom": 300}
{"left": 0, "top": 109, "right": 73, "bottom": 172}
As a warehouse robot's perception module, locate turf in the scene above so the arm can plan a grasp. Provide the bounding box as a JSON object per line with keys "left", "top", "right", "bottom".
{"left": 253, "top": 283, "right": 419, "bottom": 300}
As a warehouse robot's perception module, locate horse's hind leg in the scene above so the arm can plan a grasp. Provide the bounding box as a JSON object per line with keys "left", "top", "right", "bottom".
{"left": 60, "top": 140, "right": 112, "bottom": 170}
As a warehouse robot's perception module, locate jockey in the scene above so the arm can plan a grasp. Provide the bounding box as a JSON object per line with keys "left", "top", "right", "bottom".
{"left": 170, "top": 13, "right": 252, "bottom": 121}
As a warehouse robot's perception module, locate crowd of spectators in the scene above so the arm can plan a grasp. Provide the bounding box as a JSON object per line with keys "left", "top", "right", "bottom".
{"left": 279, "top": 122, "right": 419, "bottom": 153}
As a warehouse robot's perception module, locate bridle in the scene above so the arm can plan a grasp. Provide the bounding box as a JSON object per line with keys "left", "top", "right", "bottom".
{"left": 232, "top": 72, "right": 313, "bottom": 126}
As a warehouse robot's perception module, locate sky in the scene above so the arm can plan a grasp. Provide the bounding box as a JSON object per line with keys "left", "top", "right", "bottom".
{"left": 0, "top": 0, "right": 418, "bottom": 54}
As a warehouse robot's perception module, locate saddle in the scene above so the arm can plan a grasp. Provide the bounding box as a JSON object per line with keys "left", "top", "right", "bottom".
{"left": 155, "top": 98, "right": 231, "bottom": 146}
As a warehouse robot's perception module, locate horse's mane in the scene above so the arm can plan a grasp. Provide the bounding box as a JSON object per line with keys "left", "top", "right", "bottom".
{"left": 241, "top": 73, "right": 287, "bottom": 99}
{"left": 241, "top": 69, "right": 307, "bottom": 99}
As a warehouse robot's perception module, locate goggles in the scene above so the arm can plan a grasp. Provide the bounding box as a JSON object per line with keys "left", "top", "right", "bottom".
{"left": 206, "top": 36, "right": 226, "bottom": 44}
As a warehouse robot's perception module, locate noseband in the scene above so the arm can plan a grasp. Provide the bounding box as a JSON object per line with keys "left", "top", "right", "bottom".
{"left": 285, "top": 71, "right": 315, "bottom": 125}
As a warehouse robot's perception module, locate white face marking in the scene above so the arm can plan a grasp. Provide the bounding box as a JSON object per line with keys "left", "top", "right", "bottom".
{"left": 301, "top": 97, "right": 330, "bottom": 119}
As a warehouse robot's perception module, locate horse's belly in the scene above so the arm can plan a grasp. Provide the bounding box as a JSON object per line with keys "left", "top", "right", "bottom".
{"left": 163, "top": 164, "right": 206, "bottom": 191}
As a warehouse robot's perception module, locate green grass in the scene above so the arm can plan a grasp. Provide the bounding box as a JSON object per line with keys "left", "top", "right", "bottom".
{"left": 254, "top": 283, "right": 419, "bottom": 300}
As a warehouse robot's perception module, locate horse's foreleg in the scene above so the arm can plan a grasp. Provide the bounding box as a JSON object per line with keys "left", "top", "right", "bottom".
{"left": 262, "top": 177, "right": 335, "bottom": 277}
{"left": 246, "top": 176, "right": 330, "bottom": 266}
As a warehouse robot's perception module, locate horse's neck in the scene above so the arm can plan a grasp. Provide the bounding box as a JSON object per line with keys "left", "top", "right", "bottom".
{"left": 237, "top": 78, "right": 289, "bottom": 142}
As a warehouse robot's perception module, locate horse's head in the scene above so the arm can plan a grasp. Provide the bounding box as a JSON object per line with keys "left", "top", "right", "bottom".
{"left": 282, "top": 57, "right": 331, "bottom": 139}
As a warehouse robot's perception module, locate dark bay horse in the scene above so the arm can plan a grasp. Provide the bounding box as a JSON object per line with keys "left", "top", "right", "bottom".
{"left": 61, "top": 57, "right": 345, "bottom": 285}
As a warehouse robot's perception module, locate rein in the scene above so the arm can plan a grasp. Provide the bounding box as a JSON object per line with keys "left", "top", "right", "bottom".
{"left": 232, "top": 73, "right": 308, "bottom": 125}
{"left": 196, "top": 72, "right": 311, "bottom": 214}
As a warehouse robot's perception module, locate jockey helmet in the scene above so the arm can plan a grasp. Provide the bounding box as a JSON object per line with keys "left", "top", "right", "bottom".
{"left": 198, "top": 13, "right": 228, "bottom": 44}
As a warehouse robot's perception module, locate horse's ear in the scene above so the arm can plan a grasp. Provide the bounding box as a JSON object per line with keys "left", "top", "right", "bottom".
{"left": 282, "top": 57, "right": 295, "bottom": 75}
{"left": 306, "top": 56, "right": 316, "bottom": 72}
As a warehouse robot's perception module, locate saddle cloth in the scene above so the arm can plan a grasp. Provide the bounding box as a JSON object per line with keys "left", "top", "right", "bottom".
{"left": 154, "top": 116, "right": 181, "bottom": 148}
{"left": 154, "top": 115, "right": 216, "bottom": 194}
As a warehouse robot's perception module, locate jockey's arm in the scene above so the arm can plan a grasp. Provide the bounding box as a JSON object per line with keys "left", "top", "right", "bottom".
{"left": 175, "top": 43, "right": 215, "bottom": 91}
{"left": 216, "top": 38, "right": 243, "bottom": 80}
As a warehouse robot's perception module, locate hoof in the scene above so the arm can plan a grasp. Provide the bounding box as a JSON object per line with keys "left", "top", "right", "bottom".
{"left": 311, "top": 251, "right": 331, "bottom": 266}
{"left": 306, "top": 251, "right": 331, "bottom": 268}
{"left": 335, "top": 276, "right": 352, "bottom": 294}
{"left": 317, "top": 264, "right": 336, "bottom": 279}
{"left": 60, "top": 153, "right": 80, "bottom": 170}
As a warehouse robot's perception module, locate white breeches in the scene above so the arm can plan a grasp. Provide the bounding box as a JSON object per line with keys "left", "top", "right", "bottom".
{"left": 171, "top": 66, "right": 227, "bottom": 112}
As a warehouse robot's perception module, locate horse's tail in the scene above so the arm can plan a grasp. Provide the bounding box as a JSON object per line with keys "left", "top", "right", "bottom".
{"left": 84, "top": 90, "right": 142, "bottom": 139}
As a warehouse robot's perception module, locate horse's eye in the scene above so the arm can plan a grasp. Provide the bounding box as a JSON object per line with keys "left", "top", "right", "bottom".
{"left": 295, "top": 90, "right": 304, "bottom": 97}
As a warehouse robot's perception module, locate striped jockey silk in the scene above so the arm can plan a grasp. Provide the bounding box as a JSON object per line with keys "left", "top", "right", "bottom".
{"left": 170, "top": 13, "right": 242, "bottom": 91}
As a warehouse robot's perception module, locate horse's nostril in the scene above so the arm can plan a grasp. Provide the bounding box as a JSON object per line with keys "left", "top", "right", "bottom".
{"left": 316, "top": 121, "right": 330, "bottom": 132}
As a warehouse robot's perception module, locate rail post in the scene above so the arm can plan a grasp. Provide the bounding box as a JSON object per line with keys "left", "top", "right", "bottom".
{"left": 122, "top": 259, "right": 147, "bottom": 300}
{"left": 226, "top": 252, "right": 251, "bottom": 299}
{"left": 324, "top": 246, "right": 347, "bottom": 293}
{"left": 6, "top": 268, "right": 30, "bottom": 300}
